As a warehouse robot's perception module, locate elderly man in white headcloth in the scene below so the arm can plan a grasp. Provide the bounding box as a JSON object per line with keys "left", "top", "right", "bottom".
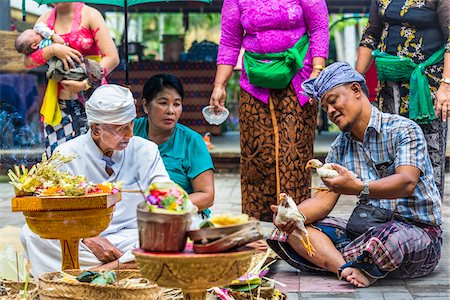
{"left": 20, "top": 84, "right": 171, "bottom": 278}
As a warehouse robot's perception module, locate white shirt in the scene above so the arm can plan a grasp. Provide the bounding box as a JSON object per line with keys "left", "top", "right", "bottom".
{"left": 55, "top": 132, "right": 171, "bottom": 235}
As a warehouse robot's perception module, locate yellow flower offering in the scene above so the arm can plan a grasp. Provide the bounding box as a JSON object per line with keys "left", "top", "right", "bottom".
{"left": 209, "top": 213, "right": 249, "bottom": 227}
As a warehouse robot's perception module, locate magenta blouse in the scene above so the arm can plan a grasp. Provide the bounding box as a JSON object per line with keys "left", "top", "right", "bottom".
{"left": 217, "top": 0, "right": 329, "bottom": 105}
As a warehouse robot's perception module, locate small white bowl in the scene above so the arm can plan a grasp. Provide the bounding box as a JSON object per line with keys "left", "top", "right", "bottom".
{"left": 202, "top": 106, "right": 229, "bottom": 125}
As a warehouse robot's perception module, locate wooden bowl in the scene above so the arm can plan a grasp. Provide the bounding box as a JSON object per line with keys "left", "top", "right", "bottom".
{"left": 24, "top": 207, "right": 115, "bottom": 240}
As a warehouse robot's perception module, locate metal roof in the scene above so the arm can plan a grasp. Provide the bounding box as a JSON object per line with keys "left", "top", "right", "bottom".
{"left": 93, "top": 0, "right": 371, "bottom": 14}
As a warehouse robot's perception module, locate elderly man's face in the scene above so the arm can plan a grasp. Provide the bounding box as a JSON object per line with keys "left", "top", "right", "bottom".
{"left": 320, "top": 83, "right": 362, "bottom": 132}
{"left": 95, "top": 121, "right": 134, "bottom": 151}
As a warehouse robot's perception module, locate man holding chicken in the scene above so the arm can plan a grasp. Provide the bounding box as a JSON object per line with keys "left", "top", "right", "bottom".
{"left": 268, "top": 62, "right": 442, "bottom": 288}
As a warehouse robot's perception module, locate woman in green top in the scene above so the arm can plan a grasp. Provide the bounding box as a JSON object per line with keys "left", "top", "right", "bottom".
{"left": 134, "top": 74, "right": 215, "bottom": 218}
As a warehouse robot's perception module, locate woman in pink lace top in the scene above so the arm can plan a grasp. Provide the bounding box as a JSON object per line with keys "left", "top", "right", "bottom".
{"left": 23, "top": 2, "right": 119, "bottom": 156}
{"left": 210, "top": 0, "right": 329, "bottom": 221}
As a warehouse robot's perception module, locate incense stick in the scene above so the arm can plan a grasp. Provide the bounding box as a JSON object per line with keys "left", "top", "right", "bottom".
{"left": 15, "top": 251, "right": 19, "bottom": 282}
{"left": 308, "top": 187, "right": 330, "bottom": 192}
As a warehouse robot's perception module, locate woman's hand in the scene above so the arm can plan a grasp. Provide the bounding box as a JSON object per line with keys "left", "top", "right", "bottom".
{"left": 210, "top": 83, "right": 227, "bottom": 111}
{"left": 435, "top": 82, "right": 450, "bottom": 122}
{"left": 60, "top": 80, "right": 85, "bottom": 95}
{"left": 51, "top": 43, "right": 83, "bottom": 71}
{"left": 307, "top": 70, "right": 321, "bottom": 104}
{"left": 309, "top": 69, "right": 321, "bottom": 79}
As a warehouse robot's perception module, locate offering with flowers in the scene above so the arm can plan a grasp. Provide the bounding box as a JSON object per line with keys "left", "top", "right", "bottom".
{"left": 145, "top": 182, "right": 189, "bottom": 214}
{"left": 8, "top": 152, "right": 122, "bottom": 197}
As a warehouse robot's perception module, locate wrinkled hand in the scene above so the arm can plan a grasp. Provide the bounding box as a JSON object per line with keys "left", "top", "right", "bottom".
{"left": 270, "top": 205, "right": 296, "bottom": 234}
{"left": 321, "top": 164, "right": 363, "bottom": 195}
{"left": 51, "top": 43, "right": 83, "bottom": 71}
{"left": 82, "top": 237, "right": 123, "bottom": 263}
{"left": 210, "top": 84, "right": 227, "bottom": 112}
{"left": 435, "top": 83, "right": 450, "bottom": 122}
{"left": 60, "top": 80, "right": 85, "bottom": 94}
{"left": 246, "top": 239, "right": 268, "bottom": 253}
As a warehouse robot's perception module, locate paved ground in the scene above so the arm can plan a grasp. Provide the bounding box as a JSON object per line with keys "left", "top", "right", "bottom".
{"left": 1, "top": 173, "right": 449, "bottom": 299}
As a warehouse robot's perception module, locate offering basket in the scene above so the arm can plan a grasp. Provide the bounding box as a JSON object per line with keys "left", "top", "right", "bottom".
{"left": 11, "top": 193, "right": 121, "bottom": 270}
{"left": 133, "top": 247, "right": 254, "bottom": 300}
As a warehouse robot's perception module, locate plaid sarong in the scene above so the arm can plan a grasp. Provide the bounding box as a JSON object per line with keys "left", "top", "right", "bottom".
{"left": 267, "top": 216, "right": 442, "bottom": 279}
{"left": 44, "top": 99, "right": 88, "bottom": 157}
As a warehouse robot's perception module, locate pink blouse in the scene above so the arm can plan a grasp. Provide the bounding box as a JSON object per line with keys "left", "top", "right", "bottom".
{"left": 30, "top": 2, "right": 101, "bottom": 66}
{"left": 217, "top": 0, "right": 329, "bottom": 105}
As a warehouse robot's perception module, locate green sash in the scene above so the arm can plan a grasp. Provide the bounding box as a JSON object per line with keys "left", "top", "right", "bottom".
{"left": 243, "top": 35, "right": 309, "bottom": 90}
{"left": 372, "top": 47, "right": 445, "bottom": 124}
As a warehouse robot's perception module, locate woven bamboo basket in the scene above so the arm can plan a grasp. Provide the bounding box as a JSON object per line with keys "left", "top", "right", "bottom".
{"left": 0, "top": 30, "right": 27, "bottom": 72}
{"left": 0, "top": 279, "right": 37, "bottom": 298}
{"left": 38, "top": 270, "right": 163, "bottom": 300}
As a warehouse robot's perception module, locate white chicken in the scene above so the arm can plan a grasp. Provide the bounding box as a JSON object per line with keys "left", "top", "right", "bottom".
{"left": 306, "top": 159, "right": 358, "bottom": 192}
{"left": 276, "top": 193, "right": 315, "bottom": 256}
{"left": 305, "top": 159, "right": 339, "bottom": 178}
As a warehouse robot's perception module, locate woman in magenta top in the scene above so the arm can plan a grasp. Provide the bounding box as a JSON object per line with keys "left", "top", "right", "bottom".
{"left": 210, "top": 0, "right": 329, "bottom": 221}
{"left": 23, "top": 2, "right": 119, "bottom": 156}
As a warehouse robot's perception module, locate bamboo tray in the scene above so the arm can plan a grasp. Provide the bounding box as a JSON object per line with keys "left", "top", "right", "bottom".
{"left": 11, "top": 192, "right": 122, "bottom": 212}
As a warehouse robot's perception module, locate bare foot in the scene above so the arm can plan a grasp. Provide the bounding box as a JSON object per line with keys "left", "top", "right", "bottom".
{"left": 340, "top": 267, "right": 376, "bottom": 288}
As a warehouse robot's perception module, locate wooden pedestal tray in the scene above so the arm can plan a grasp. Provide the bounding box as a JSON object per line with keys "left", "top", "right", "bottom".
{"left": 133, "top": 247, "right": 254, "bottom": 300}
{"left": 11, "top": 193, "right": 121, "bottom": 270}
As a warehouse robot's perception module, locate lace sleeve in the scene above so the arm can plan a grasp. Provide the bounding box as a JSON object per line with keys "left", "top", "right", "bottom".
{"left": 436, "top": 0, "right": 450, "bottom": 52}
{"left": 28, "top": 48, "right": 47, "bottom": 68}
{"left": 300, "top": 0, "right": 329, "bottom": 59}
{"left": 359, "top": 0, "right": 383, "bottom": 49}
{"left": 217, "top": 0, "right": 244, "bottom": 66}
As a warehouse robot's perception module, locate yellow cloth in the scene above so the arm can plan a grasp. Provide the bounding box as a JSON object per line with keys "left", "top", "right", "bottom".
{"left": 41, "top": 55, "right": 102, "bottom": 126}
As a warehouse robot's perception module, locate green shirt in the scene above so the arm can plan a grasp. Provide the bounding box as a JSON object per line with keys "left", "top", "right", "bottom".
{"left": 133, "top": 117, "right": 214, "bottom": 216}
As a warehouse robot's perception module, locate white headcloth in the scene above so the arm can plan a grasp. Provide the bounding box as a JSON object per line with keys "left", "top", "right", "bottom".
{"left": 86, "top": 84, "right": 136, "bottom": 125}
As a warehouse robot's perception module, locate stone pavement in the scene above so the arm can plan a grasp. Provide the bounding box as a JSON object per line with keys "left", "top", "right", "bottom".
{"left": 0, "top": 173, "right": 449, "bottom": 299}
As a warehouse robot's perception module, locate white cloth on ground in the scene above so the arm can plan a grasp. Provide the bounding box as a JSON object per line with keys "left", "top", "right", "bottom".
{"left": 20, "top": 133, "right": 170, "bottom": 278}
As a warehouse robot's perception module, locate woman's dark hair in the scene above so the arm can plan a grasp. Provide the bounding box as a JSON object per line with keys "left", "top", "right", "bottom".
{"left": 142, "top": 74, "right": 184, "bottom": 103}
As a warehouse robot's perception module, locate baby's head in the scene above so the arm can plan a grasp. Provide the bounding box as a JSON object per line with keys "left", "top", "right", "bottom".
{"left": 15, "top": 29, "right": 43, "bottom": 55}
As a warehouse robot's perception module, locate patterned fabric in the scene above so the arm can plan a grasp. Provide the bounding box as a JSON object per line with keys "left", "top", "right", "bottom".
{"left": 217, "top": 0, "right": 329, "bottom": 105}
{"left": 267, "top": 216, "right": 442, "bottom": 279}
{"left": 326, "top": 106, "right": 442, "bottom": 225}
{"left": 44, "top": 99, "right": 88, "bottom": 157}
{"left": 359, "top": 0, "right": 450, "bottom": 196}
{"left": 240, "top": 85, "right": 317, "bottom": 221}
{"left": 380, "top": 83, "right": 448, "bottom": 197}
{"left": 38, "top": 38, "right": 53, "bottom": 49}
{"left": 360, "top": 0, "right": 450, "bottom": 57}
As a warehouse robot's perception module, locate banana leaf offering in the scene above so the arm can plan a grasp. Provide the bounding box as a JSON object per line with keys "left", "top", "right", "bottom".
{"left": 8, "top": 151, "right": 122, "bottom": 197}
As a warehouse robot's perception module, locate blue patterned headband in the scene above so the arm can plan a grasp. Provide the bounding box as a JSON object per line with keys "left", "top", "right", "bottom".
{"left": 301, "top": 62, "right": 368, "bottom": 101}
